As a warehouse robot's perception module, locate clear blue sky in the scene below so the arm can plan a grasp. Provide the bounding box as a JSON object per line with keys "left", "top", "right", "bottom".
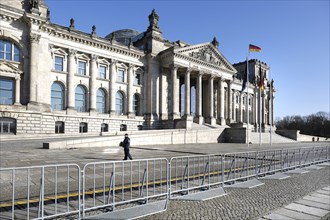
{"left": 46, "top": 0, "right": 329, "bottom": 119}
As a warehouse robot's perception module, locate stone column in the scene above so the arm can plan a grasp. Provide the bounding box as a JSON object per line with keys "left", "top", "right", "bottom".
{"left": 207, "top": 76, "right": 216, "bottom": 125}
{"left": 239, "top": 93, "right": 243, "bottom": 123}
{"left": 196, "top": 72, "right": 204, "bottom": 124}
{"left": 89, "top": 55, "right": 98, "bottom": 112}
{"left": 217, "top": 79, "right": 225, "bottom": 125}
{"left": 110, "top": 60, "right": 117, "bottom": 116}
{"left": 29, "top": 33, "right": 41, "bottom": 104}
{"left": 226, "top": 80, "right": 232, "bottom": 124}
{"left": 262, "top": 91, "right": 265, "bottom": 127}
{"left": 253, "top": 88, "right": 258, "bottom": 127}
{"left": 159, "top": 68, "right": 168, "bottom": 120}
{"left": 184, "top": 69, "right": 191, "bottom": 116}
{"left": 127, "top": 64, "right": 134, "bottom": 117}
{"left": 14, "top": 74, "right": 21, "bottom": 105}
{"left": 171, "top": 65, "right": 180, "bottom": 119}
{"left": 67, "top": 49, "right": 76, "bottom": 111}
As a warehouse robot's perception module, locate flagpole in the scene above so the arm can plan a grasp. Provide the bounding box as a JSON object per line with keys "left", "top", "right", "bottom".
{"left": 259, "top": 65, "right": 262, "bottom": 146}
{"left": 269, "top": 66, "right": 272, "bottom": 146}
{"left": 246, "top": 54, "right": 250, "bottom": 147}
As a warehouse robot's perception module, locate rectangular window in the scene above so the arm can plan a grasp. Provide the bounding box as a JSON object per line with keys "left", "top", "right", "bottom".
{"left": 134, "top": 73, "right": 141, "bottom": 85}
{"left": 55, "top": 121, "right": 65, "bottom": 134}
{"left": 117, "top": 69, "right": 125, "bottom": 82}
{"left": 249, "top": 98, "right": 251, "bottom": 106}
{"left": 99, "top": 65, "right": 106, "bottom": 79}
{"left": 54, "top": 56, "right": 64, "bottom": 71}
{"left": 4, "top": 41, "right": 12, "bottom": 60}
{"left": 78, "top": 61, "right": 86, "bottom": 75}
{"left": 0, "top": 78, "right": 14, "bottom": 105}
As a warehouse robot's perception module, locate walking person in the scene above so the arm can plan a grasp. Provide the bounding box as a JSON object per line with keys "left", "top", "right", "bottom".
{"left": 121, "top": 133, "right": 133, "bottom": 160}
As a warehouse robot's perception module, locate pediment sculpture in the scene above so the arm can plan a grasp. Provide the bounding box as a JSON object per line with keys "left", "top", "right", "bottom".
{"left": 189, "top": 48, "right": 221, "bottom": 66}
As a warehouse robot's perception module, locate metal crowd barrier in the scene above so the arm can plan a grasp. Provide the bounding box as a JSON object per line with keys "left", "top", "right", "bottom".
{"left": 169, "top": 154, "right": 223, "bottom": 198}
{"left": 0, "top": 146, "right": 329, "bottom": 220}
{"left": 82, "top": 158, "right": 169, "bottom": 218}
{"left": 0, "top": 164, "right": 81, "bottom": 220}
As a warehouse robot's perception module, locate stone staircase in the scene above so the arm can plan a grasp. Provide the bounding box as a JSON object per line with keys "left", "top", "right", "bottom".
{"left": 249, "top": 132, "right": 296, "bottom": 144}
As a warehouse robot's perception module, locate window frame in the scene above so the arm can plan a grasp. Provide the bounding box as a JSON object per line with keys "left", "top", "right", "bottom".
{"left": 78, "top": 60, "right": 87, "bottom": 75}
{"left": 51, "top": 82, "right": 65, "bottom": 110}
{"left": 75, "top": 85, "right": 87, "bottom": 112}
{"left": 54, "top": 55, "right": 64, "bottom": 72}
{"left": 96, "top": 88, "right": 106, "bottom": 113}
{"left": 117, "top": 69, "right": 125, "bottom": 83}
{"left": 0, "top": 39, "right": 20, "bottom": 62}
{"left": 55, "top": 121, "right": 65, "bottom": 134}
{"left": 115, "top": 91, "right": 124, "bottom": 115}
{"left": 99, "top": 65, "right": 107, "bottom": 79}
{"left": 0, "top": 77, "right": 15, "bottom": 105}
{"left": 0, "top": 117, "right": 16, "bottom": 134}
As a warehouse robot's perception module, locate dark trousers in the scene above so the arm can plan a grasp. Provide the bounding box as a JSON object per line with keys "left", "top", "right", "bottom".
{"left": 124, "top": 148, "right": 133, "bottom": 160}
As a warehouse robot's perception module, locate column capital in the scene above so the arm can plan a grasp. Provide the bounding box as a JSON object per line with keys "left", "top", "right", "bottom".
{"left": 68, "top": 49, "right": 77, "bottom": 56}
{"left": 169, "top": 63, "right": 179, "bottom": 71}
{"left": 128, "top": 63, "right": 135, "bottom": 70}
{"left": 30, "top": 33, "right": 41, "bottom": 43}
{"left": 110, "top": 59, "right": 118, "bottom": 66}
{"left": 15, "top": 74, "right": 21, "bottom": 80}
{"left": 91, "top": 54, "right": 98, "bottom": 62}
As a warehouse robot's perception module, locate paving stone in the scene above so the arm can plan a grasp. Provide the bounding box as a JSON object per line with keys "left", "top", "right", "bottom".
{"left": 274, "top": 208, "right": 319, "bottom": 220}
{"left": 295, "top": 199, "right": 330, "bottom": 210}
{"left": 285, "top": 203, "right": 328, "bottom": 217}
{"left": 263, "top": 212, "right": 295, "bottom": 220}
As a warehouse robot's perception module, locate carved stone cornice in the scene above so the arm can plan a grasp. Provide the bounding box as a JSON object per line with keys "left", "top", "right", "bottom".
{"left": 40, "top": 23, "right": 144, "bottom": 60}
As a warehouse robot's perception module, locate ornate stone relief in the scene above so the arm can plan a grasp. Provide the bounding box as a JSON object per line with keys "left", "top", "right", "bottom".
{"left": 189, "top": 48, "right": 221, "bottom": 66}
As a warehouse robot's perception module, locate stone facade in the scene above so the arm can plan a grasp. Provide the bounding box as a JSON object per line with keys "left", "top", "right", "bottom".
{"left": 0, "top": 0, "right": 275, "bottom": 137}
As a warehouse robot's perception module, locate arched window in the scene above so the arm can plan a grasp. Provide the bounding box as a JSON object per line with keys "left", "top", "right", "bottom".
{"left": 51, "top": 82, "right": 64, "bottom": 110}
{"left": 96, "top": 89, "right": 106, "bottom": 113}
{"left": 75, "top": 85, "right": 87, "bottom": 112}
{"left": 133, "top": 94, "right": 140, "bottom": 116}
{"left": 0, "top": 39, "right": 20, "bottom": 62}
{"left": 116, "top": 91, "right": 124, "bottom": 115}
{"left": 0, "top": 77, "right": 14, "bottom": 105}
{"left": 0, "top": 117, "right": 16, "bottom": 134}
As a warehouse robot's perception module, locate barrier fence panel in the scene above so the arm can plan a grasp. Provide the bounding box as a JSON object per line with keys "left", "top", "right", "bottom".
{"left": 313, "top": 146, "right": 329, "bottom": 164}
{"left": 281, "top": 148, "right": 301, "bottom": 171}
{"left": 223, "top": 152, "right": 258, "bottom": 183}
{"left": 0, "top": 164, "right": 81, "bottom": 220}
{"left": 257, "top": 149, "right": 282, "bottom": 176}
{"left": 169, "top": 154, "right": 223, "bottom": 198}
{"left": 299, "top": 147, "right": 314, "bottom": 167}
{"left": 82, "top": 158, "right": 168, "bottom": 218}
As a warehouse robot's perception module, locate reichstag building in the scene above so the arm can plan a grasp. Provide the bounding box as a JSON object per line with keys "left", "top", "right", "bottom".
{"left": 0, "top": 0, "right": 274, "bottom": 137}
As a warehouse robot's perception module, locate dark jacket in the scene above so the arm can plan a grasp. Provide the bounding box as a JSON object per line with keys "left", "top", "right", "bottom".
{"left": 123, "top": 137, "right": 130, "bottom": 149}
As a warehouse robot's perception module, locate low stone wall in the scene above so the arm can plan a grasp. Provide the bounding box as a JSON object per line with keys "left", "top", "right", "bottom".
{"left": 275, "top": 130, "right": 300, "bottom": 141}
{"left": 43, "top": 128, "right": 226, "bottom": 149}
{"left": 224, "top": 128, "right": 246, "bottom": 143}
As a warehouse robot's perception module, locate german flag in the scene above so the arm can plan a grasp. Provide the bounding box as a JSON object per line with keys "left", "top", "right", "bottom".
{"left": 249, "top": 44, "right": 261, "bottom": 52}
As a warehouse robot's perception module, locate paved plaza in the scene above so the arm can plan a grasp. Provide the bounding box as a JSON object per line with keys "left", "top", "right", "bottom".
{"left": 0, "top": 138, "right": 329, "bottom": 219}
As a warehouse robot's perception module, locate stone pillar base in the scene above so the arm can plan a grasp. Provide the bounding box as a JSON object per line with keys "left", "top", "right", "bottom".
{"left": 194, "top": 115, "right": 204, "bottom": 125}
{"left": 109, "top": 111, "right": 117, "bottom": 117}
{"left": 217, "top": 117, "right": 226, "bottom": 125}
{"left": 27, "top": 102, "right": 51, "bottom": 112}
{"left": 206, "top": 117, "right": 216, "bottom": 126}
{"left": 66, "top": 107, "right": 76, "bottom": 114}
{"left": 169, "top": 113, "right": 180, "bottom": 120}
{"left": 127, "top": 112, "right": 136, "bottom": 118}
{"left": 89, "top": 109, "right": 97, "bottom": 116}
{"left": 226, "top": 118, "right": 233, "bottom": 125}
{"left": 159, "top": 113, "right": 168, "bottom": 121}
